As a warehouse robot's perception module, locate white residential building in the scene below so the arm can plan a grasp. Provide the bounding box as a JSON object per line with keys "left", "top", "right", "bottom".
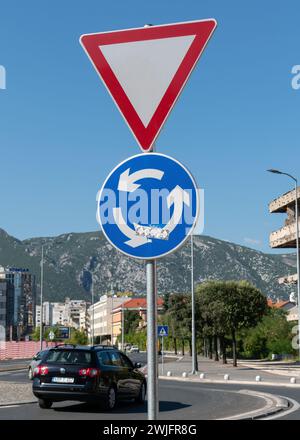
{"left": 36, "top": 298, "right": 89, "bottom": 330}
{"left": 88, "top": 295, "right": 128, "bottom": 342}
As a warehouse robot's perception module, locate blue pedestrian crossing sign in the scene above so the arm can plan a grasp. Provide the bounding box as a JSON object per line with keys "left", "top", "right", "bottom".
{"left": 97, "top": 153, "right": 199, "bottom": 259}
{"left": 158, "top": 325, "right": 169, "bottom": 337}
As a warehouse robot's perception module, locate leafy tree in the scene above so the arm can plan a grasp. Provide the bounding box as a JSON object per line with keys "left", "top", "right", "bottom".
{"left": 242, "top": 308, "right": 295, "bottom": 358}
{"left": 124, "top": 310, "right": 142, "bottom": 334}
{"left": 68, "top": 329, "right": 88, "bottom": 345}
{"left": 31, "top": 326, "right": 41, "bottom": 342}
{"left": 197, "top": 280, "right": 267, "bottom": 366}
{"left": 220, "top": 281, "right": 267, "bottom": 366}
{"left": 197, "top": 283, "right": 229, "bottom": 363}
{"left": 166, "top": 293, "right": 194, "bottom": 355}
{"left": 31, "top": 325, "right": 60, "bottom": 342}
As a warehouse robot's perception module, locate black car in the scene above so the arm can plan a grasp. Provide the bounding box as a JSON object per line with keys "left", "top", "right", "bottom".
{"left": 32, "top": 344, "right": 146, "bottom": 410}
{"left": 28, "top": 349, "right": 50, "bottom": 380}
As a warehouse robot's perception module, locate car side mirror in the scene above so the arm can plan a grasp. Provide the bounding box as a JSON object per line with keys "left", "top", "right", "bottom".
{"left": 134, "top": 362, "right": 142, "bottom": 369}
{"left": 32, "top": 355, "right": 37, "bottom": 360}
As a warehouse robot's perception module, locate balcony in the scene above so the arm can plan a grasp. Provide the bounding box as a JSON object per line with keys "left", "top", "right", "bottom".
{"left": 278, "top": 273, "right": 298, "bottom": 284}
{"left": 269, "top": 220, "right": 300, "bottom": 248}
{"left": 269, "top": 187, "right": 300, "bottom": 213}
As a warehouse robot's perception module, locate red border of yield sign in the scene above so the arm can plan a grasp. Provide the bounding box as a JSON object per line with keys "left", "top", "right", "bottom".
{"left": 80, "top": 19, "right": 217, "bottom": 152}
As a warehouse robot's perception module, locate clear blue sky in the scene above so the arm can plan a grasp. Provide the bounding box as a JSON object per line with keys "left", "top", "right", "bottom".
{"left": 0, "top": 0, "right": 299, "bottom": 253}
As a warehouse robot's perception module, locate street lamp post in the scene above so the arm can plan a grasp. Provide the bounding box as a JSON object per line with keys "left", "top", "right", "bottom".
{"left": 122, "top": 303, "right": 125, "bottom": 351}
{"left": 40, "top": 245, "right": 44, "bottom": 351}
{"left": 191, "top": 234, "right": 198, "bottom": 373}
{"left": 111, "top": 294, "right": 114, "bottom": 346}
{"left": 91, "top": 282, "right": 94, "bottom": 345}
{"left": 267, "top": 169, "right": 300, "bottom": 359}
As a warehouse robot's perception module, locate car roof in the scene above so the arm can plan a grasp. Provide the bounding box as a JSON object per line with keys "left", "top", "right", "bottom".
{"left": 50, "top": 344, "right": 118, "bottom": 351}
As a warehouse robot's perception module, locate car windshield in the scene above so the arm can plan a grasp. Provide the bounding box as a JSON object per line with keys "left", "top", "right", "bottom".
{"left": 44, "top": 349, "right": 92, "bottom": 365}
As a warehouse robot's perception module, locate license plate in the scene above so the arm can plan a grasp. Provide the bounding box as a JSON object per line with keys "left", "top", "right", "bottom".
{"left": 52, "top": 377, "right": 74, "bottom": 383}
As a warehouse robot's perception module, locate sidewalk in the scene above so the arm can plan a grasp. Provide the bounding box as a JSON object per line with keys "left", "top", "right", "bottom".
{"left": 0, "top": 382, "right": 36, "bottom": 406}
{"left": 158, "top": 355, "right": 300, "bottom": 385}
{"left": 238, "top": 359, "right": 300, "bottom": 378}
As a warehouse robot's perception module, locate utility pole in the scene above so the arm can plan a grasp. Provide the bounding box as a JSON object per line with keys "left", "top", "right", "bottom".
{"left": 111, "top": 294, "right": 114, "bottom": 346}
{"left": 91, "top": 282, "right": 94, "bottom": 345}
{"left": 39, "top": 245, "right": 44, "bottom": 351}
{"left": 191, "top": 233, "right": 198, "bottom": 373}
{"left": 121, "top": 302, "right": 125, "bottom": 351}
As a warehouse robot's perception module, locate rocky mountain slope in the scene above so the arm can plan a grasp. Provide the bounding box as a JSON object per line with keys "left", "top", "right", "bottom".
{"left": 0, "top": 228, "right": 296, "bottom": 302}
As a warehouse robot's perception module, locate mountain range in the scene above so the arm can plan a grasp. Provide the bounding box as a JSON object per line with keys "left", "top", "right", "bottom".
{"left": 0, "top": 228, "right": 296, "bottom": 302}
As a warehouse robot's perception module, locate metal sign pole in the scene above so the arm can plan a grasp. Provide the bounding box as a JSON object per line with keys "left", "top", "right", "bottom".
{"left": 40, "top": 245, "right": 44, "bottom": 351}
{"left": 146, "top": 259, "right": 158, "bottom": 420}
{"left": 161, "top": 336, "right": 164, "bottom": 376}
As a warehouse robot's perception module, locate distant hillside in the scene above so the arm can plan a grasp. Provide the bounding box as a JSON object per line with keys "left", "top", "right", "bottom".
{"left": 0, "top": 228, "right": 296, "bottom": 302}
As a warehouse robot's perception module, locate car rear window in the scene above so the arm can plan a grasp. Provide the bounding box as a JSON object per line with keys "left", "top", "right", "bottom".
{"left": 45, "top": 349, "right": 92, "bottom": 365}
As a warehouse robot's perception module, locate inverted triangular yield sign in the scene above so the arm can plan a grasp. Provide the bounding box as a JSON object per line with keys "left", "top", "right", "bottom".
{"left": 80, "top": 19, "right": 217, "bottom": 152}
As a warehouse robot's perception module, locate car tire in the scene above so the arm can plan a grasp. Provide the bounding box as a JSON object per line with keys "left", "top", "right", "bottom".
{"left": 102, "top": 386, "right": 117, "bottom": 411}
{"left": 38, "top": 398, "right": 53, "bottom": 409}
{"left": 28, "top": 367, "right": 33, "bottom": 380}
{"left": 135, "top": 381, "right": 146, "bottom": 404}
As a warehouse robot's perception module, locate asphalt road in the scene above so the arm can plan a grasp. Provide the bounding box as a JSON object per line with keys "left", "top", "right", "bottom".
{"left": 0, "top": 369, "right": 28, "bottom": 383}
{"left": 0, "top": 379, "right": 267, "bottom": 420}
{"left": 1, "top": 354, "right": 300, "bottom": 420}
{"left": 1, "top": 369, "right": 300, "bottom": 420}
{"left": 0, "top": 358, "right": 30, "bottom": 371}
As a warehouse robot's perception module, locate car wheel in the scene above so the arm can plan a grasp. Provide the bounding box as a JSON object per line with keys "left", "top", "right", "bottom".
{"left": 38, "top": 398, "right": 53, "bottom": 409}
{"left": 135, "top": 382, "right": 146, "bottom": 404}
{"left": 28, "top": 367, "right": 33, "bottom": 380}
{"left": 103, "top": 386, "right": 117, "bottom": 411}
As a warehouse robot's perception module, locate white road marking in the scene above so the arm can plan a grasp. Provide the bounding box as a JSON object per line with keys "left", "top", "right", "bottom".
{"left": 262, "top": 395, "right": 300, "bottom": 420}
{"left": 0, "top": 405, "right": 20, "bottom": 409}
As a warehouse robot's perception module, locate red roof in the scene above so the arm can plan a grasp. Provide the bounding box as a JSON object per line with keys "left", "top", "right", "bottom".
{"left": 273, "top": 300, "right": 290, "bottom": 309}
{"left": 267, "top": 299, "right": 290, "bottom": 309}
{"left": 113, "top": 297, "right": 163, "bottom": 311}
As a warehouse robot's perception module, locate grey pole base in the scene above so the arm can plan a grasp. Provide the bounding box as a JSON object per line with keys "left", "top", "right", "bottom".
{"left": 146, "top": 259, "right": 158, "bottom": 420}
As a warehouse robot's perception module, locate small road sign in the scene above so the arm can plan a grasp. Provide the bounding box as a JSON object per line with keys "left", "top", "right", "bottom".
{"left": 97, "top": 153, "right": 199, "bottom": 259}
{"left": 158, "top": 325, "right": 169, "bottom": 337}
{"left": 49, "top": 331, "right": 55, "bottom": 341}
{"left": 80, "top": 19, "right": 217, "bottom": 152}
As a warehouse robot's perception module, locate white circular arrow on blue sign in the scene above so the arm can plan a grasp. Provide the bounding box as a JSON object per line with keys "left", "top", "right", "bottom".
{"left": 97, "top": 153, "right": 199, "bottom": 259}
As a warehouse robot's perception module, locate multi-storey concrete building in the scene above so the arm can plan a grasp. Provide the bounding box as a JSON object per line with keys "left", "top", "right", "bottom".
{"left": 269, "top": 187, "right": 299, "bottom": 280}
{"left": 269, "top": 187, "right": 299, "bottom": 319}
{"left": 35, "top": 298, "right": 89, "bottom": 330}
{"left": 88, "top": 295, "right": 129, "bottom": 343}
{"left": 0, "top": 280, "right": 7, "bottom": 337}
{"left": 0, "top": 267, "right": 36, "bottom": 340}
{"left": 269, "top": 187, "right": 300, "bottom": 251}
{"left": 65, "top": 298, "right": 88, "bottom": 329}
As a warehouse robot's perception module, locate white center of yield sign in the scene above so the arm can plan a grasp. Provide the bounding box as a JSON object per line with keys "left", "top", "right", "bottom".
{"left": 100, "top": 35, "right": 195, "bottom": 127}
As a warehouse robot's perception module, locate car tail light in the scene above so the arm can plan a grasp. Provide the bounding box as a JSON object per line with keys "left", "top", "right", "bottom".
{"left": 79, "top": 368, "right": 100, "bottom": 378}
{"left": 33, "top": 365, "right": 49, "bottom": 376}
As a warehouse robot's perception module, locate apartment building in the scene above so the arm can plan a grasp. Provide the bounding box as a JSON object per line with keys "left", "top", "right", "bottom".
{"left": 0, "top": 267, "right": 36, "bottom": 340}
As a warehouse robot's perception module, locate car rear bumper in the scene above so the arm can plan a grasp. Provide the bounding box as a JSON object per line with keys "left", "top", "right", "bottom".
{"left": 32, "top": 382, "right": 106, "bottom": 402}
